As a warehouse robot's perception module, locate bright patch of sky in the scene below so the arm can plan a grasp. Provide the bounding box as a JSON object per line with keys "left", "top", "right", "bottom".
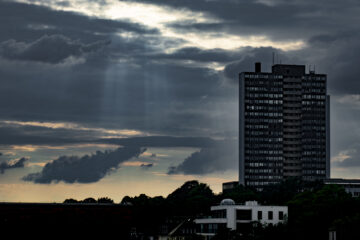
{"left": 16, "top": 0, "right": 305, "bottom": 51}
{"left": 3, "top": 120, "right": 146, "bottom": 137}
{"left": 337, "top": 94, "right": 360, "bottom": 108}
{"left": 0, "top": 145, "right": 236, "bottom": 202}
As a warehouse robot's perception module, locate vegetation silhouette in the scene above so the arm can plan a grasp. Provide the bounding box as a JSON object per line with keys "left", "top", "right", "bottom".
{"left": 120, "top": 178, "right": 360, "bottom": 239}
{"left": 1, "top": 178, "right": 359, "bottom": 239}
{"left": 63, "top": 197, "right": 114, "bottom": 204}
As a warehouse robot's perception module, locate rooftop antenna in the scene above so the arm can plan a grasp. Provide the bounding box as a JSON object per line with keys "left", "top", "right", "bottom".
{"left": 272, "top": 52, "right": 275, "bottom": 66}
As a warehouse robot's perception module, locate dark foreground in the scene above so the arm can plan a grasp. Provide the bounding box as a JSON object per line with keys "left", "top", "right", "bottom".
{"left": 0, "top": 202, "right": 134, "bottom": 237}
{"left": 1, "top": 179, "right": 360, "bottom": 240}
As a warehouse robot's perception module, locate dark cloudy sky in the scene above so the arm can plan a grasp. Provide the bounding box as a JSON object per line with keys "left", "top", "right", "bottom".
{"left": 0, "top": 0, "right": 359, "bottom": 202}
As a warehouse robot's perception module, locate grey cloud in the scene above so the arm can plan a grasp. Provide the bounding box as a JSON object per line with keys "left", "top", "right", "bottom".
{"left": 328, "top": 100, "right": 360, "bottom": 160}
{"left": 308, "top": 34, "right": 339, "bottom": 46}
{"left": 0, "top": 123, "right": 99, "bottom": 146}
{"left": 0, "top": 41, "right": 236, "bottom": 138}
{"left": 0, "top": 157, "right": 28, "bottom": 174}
{"left": 140, "top": 163, "right": 153, "bottom": 169}
{"left": 223, "top": 47, "right": 300, "bottom": 83}
{"left": 1, "top": 0, "right": 359, "bottom": 178}
{"left": 54, "top": 1, "right": 71, "bottom": 7}
{"left": 334, "top": 148, "right": 360, "bottom": 168}
{"left": 305, "top": 31, "right": 360, "bottom": 95}
{"left": 168, "top": 139, "right": 238, "bottom": 175}
{"left": 152, "top": 47, "right": 243, "bottom": 63}
{"left": 336, "top": 157, "right": 360, "bottom": 168}
{"left": 0, "top": 1, "right": 157, "bottom": 43}
{"left": 0, "top": 121, "right": 218, "bottom": 149}
{"left": 23, "top": 147, "right": 144, "bottom": 184}
{"left": 120, "top": 0, "right": 360, "bottom": 98}
{"left": 128, "top": 0, "right": 360, "bottom": 41}
{"left": 0, "top": 1, "right": 240, "bottom": 139}
{"left": 102, "top": 136, "right": 217, "bottom": 148}
{"left": 0, "top": 34, "right": 110, "bottom": 64}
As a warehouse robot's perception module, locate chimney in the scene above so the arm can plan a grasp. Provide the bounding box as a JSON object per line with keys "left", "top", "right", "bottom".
{"left": 255, "top": 62, "right": 261, "bottom": 73}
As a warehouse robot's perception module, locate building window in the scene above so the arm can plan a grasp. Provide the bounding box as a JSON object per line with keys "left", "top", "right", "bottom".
{"left": 268, "top": 211, "right": 273, "bottom": 220}
{"left": 279, "top": 211, "right": 284, "bottom": 220}
{"left": 212, "top": 209, "right": 226, "bottom": 218}
{"left": 237, "top": 210, "right": 252, "bottom": 220}
{"left": 258, "top": 211, "right": 262, "bottom": 220}
{"left": 209, "top": 223, "right": 213, "bottom": 233}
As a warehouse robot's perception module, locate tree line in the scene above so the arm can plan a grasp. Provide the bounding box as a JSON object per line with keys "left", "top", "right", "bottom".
{"left": 63, "top": 197, "right": 114, "bottom": 204}
{"left": 62, "top": 178, "right": 360, "bottom": 239}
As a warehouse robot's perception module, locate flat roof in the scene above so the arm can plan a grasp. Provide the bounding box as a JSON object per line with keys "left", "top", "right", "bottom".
{"left": 324, "top": 178, "right": 360, "bottom": 184}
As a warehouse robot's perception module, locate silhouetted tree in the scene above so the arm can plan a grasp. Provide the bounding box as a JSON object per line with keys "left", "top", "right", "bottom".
{"left": 217, "top": 184, "right": 260, "bottom": 204}
{"left": 63, "top": 198, "right": 78, "bottom": 203}
{"left": 148, "top": 196, "right": 165, "bottom": 207}
{"left": 166, "top": 180, "right": 215, "bottom": 215}
{"left": 287, "top": 184, "right": 356, "bottom": 239}
{"left": 132, "top": 194, "right": 151, "bottom": 206}
{"left": 260, "top": 177, "right": 323, "bottom": 205}
{"left": 81, "top": 197, "right": 97, "bottom": 203}
{"left": 120, "top": 195, "right": 133, "bottom": 205}
{"left": 97, "top": 197, "right": 114, "bottom": 204}
{"left": 52, "top": 180, "right": 360, "bottom": 239}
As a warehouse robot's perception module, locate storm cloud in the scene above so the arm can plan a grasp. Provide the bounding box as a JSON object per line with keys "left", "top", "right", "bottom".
{"left": 23, "top": 147, "right": 145, "bottom": 184}
{"left": 0, "top": 157, "right": 28, "bottom": 174}
{"left": 223, "top": 47, "right": 297, "bottom": 82}
{"left": 336, "top": 157, "right": 360, "bottom": 168}
{"left": 127, "top": 0, "right": 360, "bottom": 41}
{"left": 140, "top": 163, "right": 154, "bottom": 169}
{"left": 0, "top": 1, "right": 238, "bottom": 139}
{"left": 0, "top": 35, "right": 110, "bottom": 64}
{"left": 103, "top": 136, "right": 217, "bottom": 148}
{"left": 168, "top": 139, "right": 238, "bottom": 175}
{"left": 0, "top": 1, "right": 157, "bottom": 43}
{"left": 1, "top": 0, "right": 360, "bottom": 184}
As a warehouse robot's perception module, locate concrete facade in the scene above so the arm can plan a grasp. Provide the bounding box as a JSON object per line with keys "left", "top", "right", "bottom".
{"left": 239, "top": 63, "right": 330, "bottom": 190}
{"left": 194, "top": 200, "right": 288, "bottom": 236}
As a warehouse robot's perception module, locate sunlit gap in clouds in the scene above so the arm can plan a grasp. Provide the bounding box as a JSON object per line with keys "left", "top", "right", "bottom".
{"left": 16, "top": 0, "right": 306, "bottom": 52}
{"left": 2, "top": 120, "right": 145, "bottom": 138}
{"left": 101, "top": 62, "right": 142, "bottom": 133}
{"left": 15, "top": 0, "right": 213, "bottom": 29}
{"left": 5, "top": 143, "right": 121, "bottom": 153}
{"left": 101, "top": 59, "right": 171, "bottom": 135}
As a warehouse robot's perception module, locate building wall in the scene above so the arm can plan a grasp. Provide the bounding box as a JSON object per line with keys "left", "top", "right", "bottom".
{"left": 195, "top": 202, "right": 288, "bottom": 234}
{"left": 239, "top": 73, "right": 245, "bottom": 185}
{"left": 301, "top": 72, "right": 327, "bottom": 180}
{"left": 222, "top": 181, "right": 239, "bottom": 192}
{"left": 239, "top": 63, "right": 329, "bottom": 189}
{"left": 326, "top": 95, "right": 331, "bottom": 178}
{"left": 239, "top": 72, "right": 284, "bottom": 188}
{"left": 210, "top": 204, "right": 288, "bottom": 229}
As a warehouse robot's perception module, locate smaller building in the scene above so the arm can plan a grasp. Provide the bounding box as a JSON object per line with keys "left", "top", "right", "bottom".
{"left": 324, "top": 178, "right": 360, "bottom": 197}
{"left": 158, "top": 216, "right": 197, "bottom": 240}
{"left": 222, "top": 181, "right": 239, "bottom": 192}
{"left": 194, "top": 199, "right": 288, "bottom": 237}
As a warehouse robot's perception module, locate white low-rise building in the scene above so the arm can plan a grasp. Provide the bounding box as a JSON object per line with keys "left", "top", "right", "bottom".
{"left": 324, "top": 178, "right": 360, "bottom": 197}
{"left": 194, "top": 199, "right": 288, "bottom": 237}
